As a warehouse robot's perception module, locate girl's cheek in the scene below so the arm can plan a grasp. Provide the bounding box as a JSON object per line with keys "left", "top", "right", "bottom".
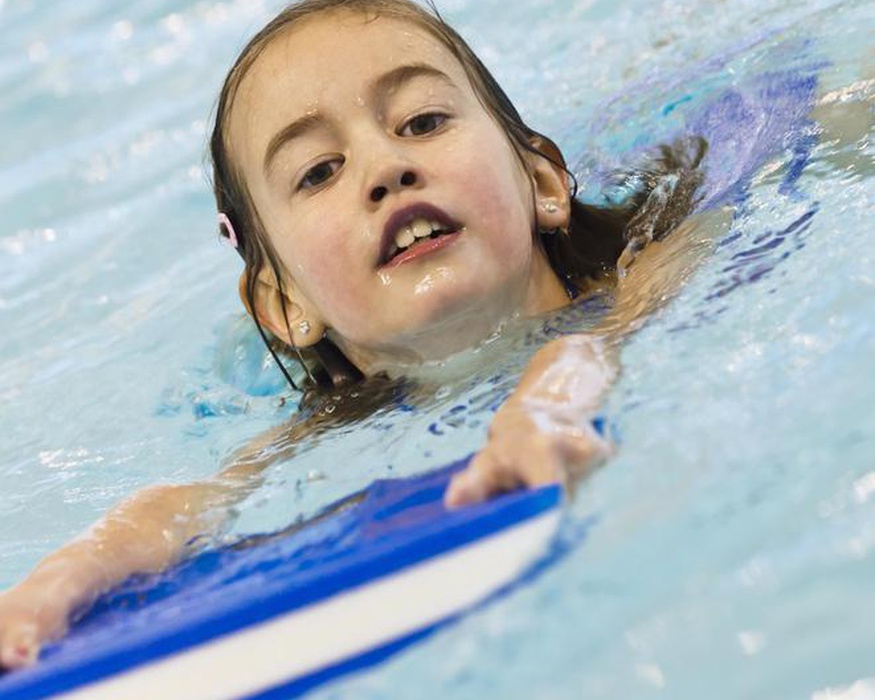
{"left": 299, "top": 252, "right": 368, "bottom": 327}
{"left": 452, "top": 136, "right": 528, "bottom": 210}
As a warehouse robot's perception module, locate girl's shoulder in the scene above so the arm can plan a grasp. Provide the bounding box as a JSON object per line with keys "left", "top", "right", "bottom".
{"left": 583, "top": 206, "right": 733, "bottom": 337}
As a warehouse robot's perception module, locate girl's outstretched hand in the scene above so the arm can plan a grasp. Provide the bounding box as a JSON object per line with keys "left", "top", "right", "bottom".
{"left": 444, "top": 401, "right": 611, "bottom": 507}
{"left": 0, "top": 539, "right": 107, "bottom": 671}
{"left": 0, "top": 407, "right": 312, "bottom": 672}
{"left": 445, "top": 334, "right": 615, "bottom": 508}
{"left": 0, "top": 578, "right": 72, "bottom": 670}
{"left": 0, "top": 479, "right": 251, "bottom": 671}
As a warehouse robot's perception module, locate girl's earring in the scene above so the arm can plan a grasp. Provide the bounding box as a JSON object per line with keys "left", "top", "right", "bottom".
{"left": 298, "top": 320, "right": 311, "bottom": 336}
{"left": 541, "top": 201, "right": 559, "bottom": 214}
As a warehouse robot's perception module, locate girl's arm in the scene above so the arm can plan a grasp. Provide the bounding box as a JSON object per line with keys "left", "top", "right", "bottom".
{"left": 0, "top": 423, "right": 297, "bottom": 670}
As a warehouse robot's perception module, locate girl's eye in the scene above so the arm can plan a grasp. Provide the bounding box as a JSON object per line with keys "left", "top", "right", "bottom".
{"left": 400, "top": 112, "right": 447, "bottom": 137}
{"left": 299, "top": 159, "right": 342, "bottom": 190}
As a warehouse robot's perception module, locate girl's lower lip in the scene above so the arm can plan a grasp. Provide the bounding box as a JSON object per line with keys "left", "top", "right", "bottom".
{"left": 383, "top": 230, "right": 462, "bottom": 269}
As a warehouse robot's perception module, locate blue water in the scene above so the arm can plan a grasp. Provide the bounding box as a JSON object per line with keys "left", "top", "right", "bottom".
{"left": 1, "top": 0, "right": 873, "bottom": 698}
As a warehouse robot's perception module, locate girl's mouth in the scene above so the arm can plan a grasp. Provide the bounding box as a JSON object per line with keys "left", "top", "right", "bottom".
{"left": 383, "top": 218, "right": 462, "bottom": 268}
{"left": 378, "top": 204, "right": 464, "bottom": 268}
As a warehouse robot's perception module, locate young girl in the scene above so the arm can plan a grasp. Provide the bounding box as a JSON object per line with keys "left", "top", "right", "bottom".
{"left": 0, "top": 0, "right": 706, "bottom": 670}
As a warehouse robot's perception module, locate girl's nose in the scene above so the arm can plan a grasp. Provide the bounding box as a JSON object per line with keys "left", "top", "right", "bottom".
{"left": 369, "top": 169, "right": 418, "bottom": 203}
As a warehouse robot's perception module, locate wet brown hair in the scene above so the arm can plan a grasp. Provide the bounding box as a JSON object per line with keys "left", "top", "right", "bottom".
{"left": 209, "top": 0, "right": 705, "bottom": 392}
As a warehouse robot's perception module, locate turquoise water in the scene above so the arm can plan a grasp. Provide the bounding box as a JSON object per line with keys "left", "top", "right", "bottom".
{"left": 1, "top": 0, "right": 874, "bottom": 698}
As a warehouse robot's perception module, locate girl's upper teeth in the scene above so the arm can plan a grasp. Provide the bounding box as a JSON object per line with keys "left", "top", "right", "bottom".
{"left": 394, "top": 218, "right": 443, "bottom": 250}
{"left": 411, "top": 219, "right": 433, "bottom": 239}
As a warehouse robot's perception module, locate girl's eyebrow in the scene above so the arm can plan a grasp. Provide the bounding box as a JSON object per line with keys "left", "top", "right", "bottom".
{"left": 264, "top": 112, "right": 324, "bottom": 175}
{"left": 263, "top": 63, "right": 456, "bottom": 176}
{"left": 372, "top": 62, "right": 455, "bottom": 99}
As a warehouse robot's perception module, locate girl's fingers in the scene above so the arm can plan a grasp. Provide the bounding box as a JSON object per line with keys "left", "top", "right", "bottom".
{"left": 0, "top": 621, "right": 40, "bottom": 670}
{"left": 445, "top": 449, "right": 554, "bottom": 509}
{"left": 445, "top": 462, "right": 490, "bottom": 508}
{"left": 445, "top": 420, "right": 610, "bottom": 509}
{"left": 445, "top": 453, "right": 506, "bottom": 508}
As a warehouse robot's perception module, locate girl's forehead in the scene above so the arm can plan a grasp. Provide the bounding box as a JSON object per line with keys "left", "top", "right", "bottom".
{"left": 241, "top": 12, "right": 467, "bottom": 105}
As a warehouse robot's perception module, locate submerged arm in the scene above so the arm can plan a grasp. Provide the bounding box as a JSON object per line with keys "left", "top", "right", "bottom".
{"left": 0, "top": 420, "right": 302, "bottom": 670}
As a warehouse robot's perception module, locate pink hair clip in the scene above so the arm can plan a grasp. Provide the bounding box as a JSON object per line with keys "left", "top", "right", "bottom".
{"left": 217, "top": 212, "right": 238, "bottom": 249}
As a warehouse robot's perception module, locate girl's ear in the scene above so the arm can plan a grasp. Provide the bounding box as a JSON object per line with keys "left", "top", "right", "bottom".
{"left": 238, "top": 268, "right": 325, "bottom": 348}
{"left": 527, "top": 135, "right": 572, "bottom": 231}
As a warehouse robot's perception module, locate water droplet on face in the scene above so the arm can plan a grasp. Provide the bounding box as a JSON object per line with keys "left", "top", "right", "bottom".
{"left": 354, "top": 95, "right": 365, "bottom": 107}
{"left": 414, "top": 274, "right": 434, "bottom": 296}
{"left": 413, "top": 267, "right": 452, "bottom": 296}
{"left": 379, "top": 271, "right": 392, "bottom": 286}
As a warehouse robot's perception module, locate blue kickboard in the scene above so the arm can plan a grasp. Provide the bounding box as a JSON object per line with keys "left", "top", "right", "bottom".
{"left": 0, "top": 457, "right": 563, "bottom": 700}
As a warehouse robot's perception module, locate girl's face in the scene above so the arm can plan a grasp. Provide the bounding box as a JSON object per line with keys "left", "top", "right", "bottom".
{"left": 228, "top": 11, "right": 568, "bottom": 370}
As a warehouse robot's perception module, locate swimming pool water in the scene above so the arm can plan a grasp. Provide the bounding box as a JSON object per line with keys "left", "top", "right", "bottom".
{"left": 1, "top": 0, "right": 873, "bottom": 698}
